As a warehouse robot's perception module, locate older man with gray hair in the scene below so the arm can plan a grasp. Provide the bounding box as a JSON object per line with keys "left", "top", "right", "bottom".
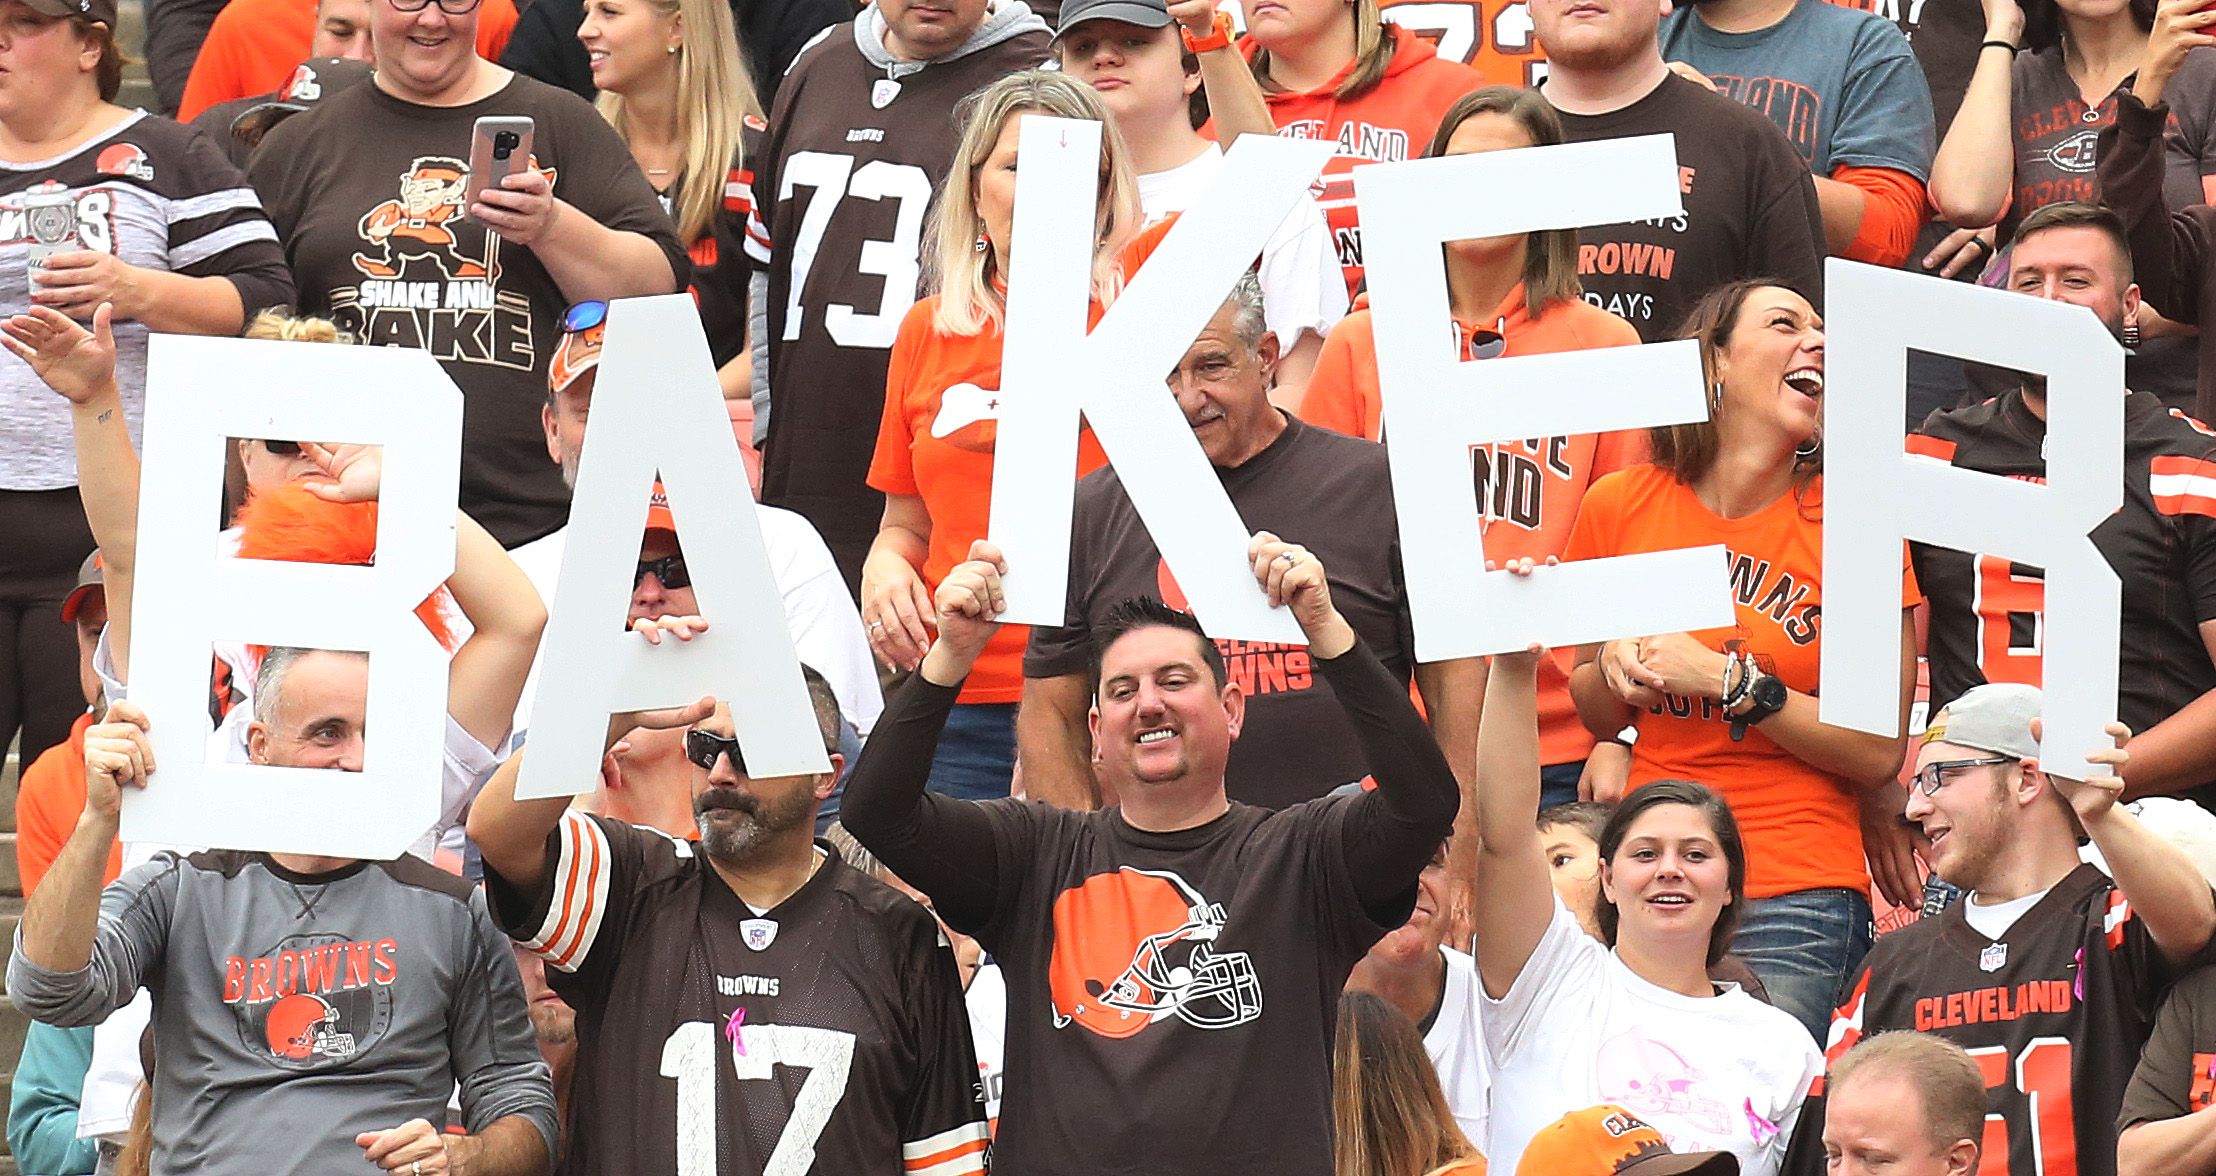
{"left": 1019, "top": 273, "right": 1479, "bottom": 813}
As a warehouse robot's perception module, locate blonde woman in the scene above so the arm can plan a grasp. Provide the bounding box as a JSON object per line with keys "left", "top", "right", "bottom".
{"left": 862, "top": 69, "right": 1158, "bottom": 799}
{"left": 580, "top": 0, "right": 761, "bottom": 393}
{"left": 1334, "top": 991, "right": 1488, "bottom": 1176}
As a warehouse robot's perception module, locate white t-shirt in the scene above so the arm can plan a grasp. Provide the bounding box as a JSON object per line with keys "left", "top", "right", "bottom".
{"left": 1480, "top": 899, "right": 1822, "bottom": 1175}
{"left": 1427, "top": 946, "right": 1491, "bottom": 1149}
{"left": 1138, "top": 144, "right": 1348, "bottom": 348}
{"left": 507, "top": 504, "right": 882, "bottom": 740}
{"left": 967, "top": 961, "right": 1008, "bottom": 1128}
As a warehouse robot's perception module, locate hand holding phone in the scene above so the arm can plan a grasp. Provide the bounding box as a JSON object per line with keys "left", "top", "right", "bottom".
{"left": 465, "top": 116, "right": 536, "bottom": 220}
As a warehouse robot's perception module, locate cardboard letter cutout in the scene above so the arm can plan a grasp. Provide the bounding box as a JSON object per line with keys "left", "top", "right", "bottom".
{"left": 517, "top": 295, "right": 829, "bottom": 801}
{"left": 131, "top": 336, "right": 459, "bottom": 858}
{"left": 992, "top": 118, "right": 1335, "bottom": 642}
{"left": 1355, "top": 135, "right": 1735, "bottom": 659}
{"left": 1822, "top": 260, "right": 2122, "bottom": 775}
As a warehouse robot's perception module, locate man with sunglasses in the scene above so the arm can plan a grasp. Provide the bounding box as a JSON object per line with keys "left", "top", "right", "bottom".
{"left": 506, "top": 304, "right": 880, "bottom": 778}
{"left": 249, "top": 0, "right": 690, "bottom": 548}
{"left": 466, "top": 666, "right": 989, "bottom": 1176}
{"left": 1021, "top": 275, "right": 1479, "bottom": 817}
{"left": 1787, "top": 682, "right": 2216, "bottom": 1176}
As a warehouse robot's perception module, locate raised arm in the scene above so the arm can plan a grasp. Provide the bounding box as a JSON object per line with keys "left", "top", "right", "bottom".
{"left": 1472, "top": 643, "right": 1559, "bottom": 1001}
{"left": 1927, "top": 0, "right": 2023, "bottom": 228}
{"left": 0, "top": 305, "right": 140, "bottom": 679}
{"left": 1170, "top": 0, "right": 1275, "bottom": 144}
{"left": 839, "top": 540, "right": 1009, "bottom": 931}
{"left": 440, "top": 513, "right": 547, "bottom": 750}
{"left": 2055, "top": 720, "right": 2216, "bottom": 965}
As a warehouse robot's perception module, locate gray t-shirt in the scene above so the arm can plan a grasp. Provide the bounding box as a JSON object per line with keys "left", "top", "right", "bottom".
{"left": 1661, "top": 0, "right": 1936, "bottom": 178}
{"left": 7, "top": 851, "right": 557, "bottom": 1174}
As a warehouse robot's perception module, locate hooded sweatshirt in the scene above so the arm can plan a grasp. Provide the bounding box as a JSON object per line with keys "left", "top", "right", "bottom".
{"left": 1246, "top": 26, "right": 1484, "bottom": 297}
{"left": 854, "top": 0, "right": 1050, "bottom": 74}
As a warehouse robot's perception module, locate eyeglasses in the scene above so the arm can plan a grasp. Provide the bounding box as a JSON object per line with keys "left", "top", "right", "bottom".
{"left": 562, "top": 300, "right": 609, "bottom": 333}
{"left": 634, "top": 552, "right": 690, "bottom": 590}
{"left": 683, "top": 728, "right": 837, "bottom": 774}
{"left": 1912, "top": 755, "right": 2014, "bottom": 796}
{"left": 261, "top": 439, "right": 304, "bottom": 457}
{"left": 388, "top": 0, "right": 484, "bottom": 11}
{"left": 1460, "top": 317, "right": 1509, "bottom": 361}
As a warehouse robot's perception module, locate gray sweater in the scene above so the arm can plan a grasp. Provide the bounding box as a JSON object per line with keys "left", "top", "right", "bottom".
{"left": 8, "top": 850, "right": 556, "bottom": 1174}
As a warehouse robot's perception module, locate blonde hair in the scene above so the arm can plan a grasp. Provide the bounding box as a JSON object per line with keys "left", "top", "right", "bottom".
{"left": 925, "top": 70, "right": 1143, "bottom": 336}
{"left": 1249, "top": 0, "right": 1399, "bottom": 100}
{"left": 244, "top": 310, "right": 344, "bottom": 343}
{"left": 1334, "top": 991, "right": 1483, "bottom": 1176}
{"left": 596, "top": 0, "right": 763, "bottom": 244}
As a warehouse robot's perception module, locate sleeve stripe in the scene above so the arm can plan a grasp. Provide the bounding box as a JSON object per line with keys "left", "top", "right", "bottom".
{"left": 168, "top": 219, "right": 279, "bottom": 268}
{"left": 743, "top": 212, "right": 773, "bottom": 263}
{"left": 524, "top": 813, "right": 612, "bottom": 972}
{"left": 1905, "top": 433, "right": 1957, "bottom": 463}
{"left": 167, "top": 186, "right": 264, "bottom": 222}
{"left": 2151, "top": 469, "right": 2216, "bottom": 517}
{"left": 2106, "top": 891, "right": 2133, "bottom": 949}
{"left": 904, "top": 1122, "right": 990, "bottom": 1175}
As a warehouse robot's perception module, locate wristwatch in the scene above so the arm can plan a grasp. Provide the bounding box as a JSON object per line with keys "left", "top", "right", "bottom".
{"left": 1182, "top": 10, "right": 1237, "bottom": 53}
{"left": 1729, "top": 673, "right": 1788, "bottom": 742}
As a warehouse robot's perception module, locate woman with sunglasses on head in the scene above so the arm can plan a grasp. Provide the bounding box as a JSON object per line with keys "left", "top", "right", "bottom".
{"left": 864, "top": 70, "right": 1161, "bottom": 800}
{"left": 579, "top": 0, "right": 762, "bottom": 397}
{"left": 248, "top": 0, "right": 692, "bottom": 551}
{"left": 0, "top": 0, "right": 294, "bottom": 777}
{"left": 1304, "top": 86, "right": 1645, "bottom": 818}
{"left": 1561, "top": 279, "right": 1923, "bottom": 1044}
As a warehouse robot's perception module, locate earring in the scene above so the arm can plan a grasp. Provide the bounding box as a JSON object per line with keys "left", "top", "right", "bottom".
{"left": 1708, "top": 379, "right": 1724, "bottom": 409}
{"left": 2124, "top": 317, "right": 2142, "bottom": 348}
{"left": 667, "top": 44, "right": 680, "bottom": 54}
{"left": 974, "top": 232, "right": 990, "bottom": 254}
{"left": 1795, "top": 436, "right": 1822, "bottom": 459}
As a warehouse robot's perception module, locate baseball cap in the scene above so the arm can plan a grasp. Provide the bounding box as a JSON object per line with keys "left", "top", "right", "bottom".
{"left": 61, "top": 551, "right": 104, "bottom": 623}
{"left": 1515, "top": 1106, "right": 1739, "bottom": 1176}
{"left": 646, "top": 481, "right": 676, "bottom": 534}
{"left": 1055, "top": 0, "right": 1174, "bottom": 38}
{"left": 1922, "top": 682, "right": 2042, "bottom": 762}
{"left": 549, "top": 301, "right": 609, "bottom": 396}
{"left": 25, "top": 0, "right": 117, "bottom": 25}
{"left": 230, "top": 58, "right": 375, "bottom": 147}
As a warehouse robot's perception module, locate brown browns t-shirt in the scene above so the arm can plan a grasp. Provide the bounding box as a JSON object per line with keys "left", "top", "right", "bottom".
{"left": 250, "top": 74, "right": 689, "bottom": 547}
{"left": 2120, "top": 964, "right": 2216, "bottom": 1134}
{"left": 1023, "top": 415, "right": 1418, "bottom": 809}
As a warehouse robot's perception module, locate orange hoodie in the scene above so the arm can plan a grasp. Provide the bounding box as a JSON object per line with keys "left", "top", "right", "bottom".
{"left": 1305, "top": 286, "right": 1646, "bottom": 767}
{"left": 1244, "top": 27, "right": 1484, "bottom": 298}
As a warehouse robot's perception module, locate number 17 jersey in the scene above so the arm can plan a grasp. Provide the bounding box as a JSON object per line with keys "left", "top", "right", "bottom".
{"left": 488, "top": 813, "right": 989, "bottom": 1176}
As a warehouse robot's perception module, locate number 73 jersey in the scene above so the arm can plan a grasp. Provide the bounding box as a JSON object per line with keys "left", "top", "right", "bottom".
{"left": 1786, "top": 864, "right": 2183, "bottom": 1176}
{"left": 488, "top": 813, "right": 990, "bottom": 1176}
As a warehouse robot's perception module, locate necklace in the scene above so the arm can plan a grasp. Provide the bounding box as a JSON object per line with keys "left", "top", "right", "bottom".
{"left": 646, "top": 168, "right": 672, "bottom": 176}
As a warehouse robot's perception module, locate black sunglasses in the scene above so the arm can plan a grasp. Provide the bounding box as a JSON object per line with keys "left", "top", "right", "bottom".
{"left": 262, "top": 439, "right": 304, "bottom": 457}
{"left": 684, "top": 728, "right": 837, "bottom": 774}
{"left": 1461, "top": 317, "right": 1509, "bottom": 361}
{"left": 634, "top": 552, "right": 690, "bottom": 590}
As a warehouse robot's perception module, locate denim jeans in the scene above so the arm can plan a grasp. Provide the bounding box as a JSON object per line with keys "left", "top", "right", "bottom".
{"left": 926, "top": 702, "right": 1019, "bottom": 800}
{"left": 1732, "top": 887, "right": 1875, "bottom": 1044}
{"left": 1538, "top": 761, "right": 1585, "bottom": 812}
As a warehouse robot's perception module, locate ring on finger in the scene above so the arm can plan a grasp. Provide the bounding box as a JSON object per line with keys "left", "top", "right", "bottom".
{"left": 1277, "top": 551, "right": 1298, "bottom": 565}
{"left": 868, "top": 619, "right": 885, "bottom": 631}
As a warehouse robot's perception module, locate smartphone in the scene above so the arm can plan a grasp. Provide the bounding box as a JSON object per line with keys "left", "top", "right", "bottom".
{"left": 465, "top": 116, "right": 536, "bottom": 216}
{"left": 24, "top": 185, "right": 78, "bottom": 290}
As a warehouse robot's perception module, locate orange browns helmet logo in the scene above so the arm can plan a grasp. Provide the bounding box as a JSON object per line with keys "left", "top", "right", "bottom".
{"left": 1047, "top": 867, "right": 1262, "bottom": 1039}
{"left": 264, "top": 993, "right": 359, "bottom": 1062}
{"left": 95, "top": 143, "right": 154, "bottom": 182}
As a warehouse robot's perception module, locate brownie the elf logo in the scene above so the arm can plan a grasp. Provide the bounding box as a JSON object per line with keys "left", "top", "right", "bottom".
{"left": 225, "top": 932, "right": 399, "bottom": 1069}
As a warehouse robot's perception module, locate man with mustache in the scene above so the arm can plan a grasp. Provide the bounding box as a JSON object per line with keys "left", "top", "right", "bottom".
{"left": 468, "top": 664, "right": 988, "bottom": 1175}
{"left": 1020, "top": 274, "right": 1479, "bottom": 815}
{"left": 1907, "top": 202, "right": 2216, "bottom": 807}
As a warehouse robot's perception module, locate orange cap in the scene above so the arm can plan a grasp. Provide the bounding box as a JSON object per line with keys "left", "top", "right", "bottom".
{"left": 548, "top": 319, "right": 606, "bottom": 395}
{"left": 646, "top": 480, "right": 676, "bottom": 534}
{"left": 1514, "top": 1107, "right": 1738, "bottom": 1176}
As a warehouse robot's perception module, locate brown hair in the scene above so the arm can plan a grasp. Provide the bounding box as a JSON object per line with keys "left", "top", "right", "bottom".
{"left": 73, "top": 17, "right": 126, "bottom": 102}
{"left": 1249, "top": 0, "right": 1400, "bottom": 100}
{"left": 1424, "top": 86, "right": 1581, "bottom": 316}
{"left": 2013, "top": 200, "right": 2134, "bottom": 285}
{"left": 1593, "top": 780, "right": 1747, "bottom": 968}
{"left": 1333, "top": 991, "right": 1482, "bottom": 1176}
{"left": 1828, "top": 1032, "right": 1987, "bottom": 1154}
{"left": 1650, "top": 278, "right": 1822, "bottom": 502}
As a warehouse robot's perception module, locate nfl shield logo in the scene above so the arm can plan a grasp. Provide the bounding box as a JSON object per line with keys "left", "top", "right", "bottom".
{"left": 1980, "top": 942, "right": 2008, "bottom": 973}
{"left": 741, "top": 918, "right": 779, "bottom": 952}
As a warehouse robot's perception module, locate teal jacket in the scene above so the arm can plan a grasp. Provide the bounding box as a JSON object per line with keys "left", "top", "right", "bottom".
{"left": 6, "top": 1020, "right": 100, "bottom": 1175}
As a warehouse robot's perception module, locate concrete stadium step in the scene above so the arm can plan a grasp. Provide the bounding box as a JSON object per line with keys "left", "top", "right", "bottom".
{"left": 0, "top": 833, "right": 18, "bottom": 899}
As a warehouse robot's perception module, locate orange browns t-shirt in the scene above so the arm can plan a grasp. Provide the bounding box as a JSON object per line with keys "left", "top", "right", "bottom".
{"left": 1379, "top": 0, "right": 1546, "bottom": 88}
{"left": 176, "top": 0, "right": 519, "bottom": 122}
{"left": 1305, "top": 287, "right": 1645, "bottom": 766}
{"left": 16, "top": 713, "right": 124, "bottom": 896}
{"left": 1562, "top": 465, "right": 1921, "bottom": 899}
{"left": 1241, "top": 26, "right": 1483, "bottom": 299}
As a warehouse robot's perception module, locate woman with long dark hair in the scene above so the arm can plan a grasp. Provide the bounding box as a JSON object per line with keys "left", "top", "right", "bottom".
{"left": 1333, "top": 990, "right": 1487, "bottom": 1176}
